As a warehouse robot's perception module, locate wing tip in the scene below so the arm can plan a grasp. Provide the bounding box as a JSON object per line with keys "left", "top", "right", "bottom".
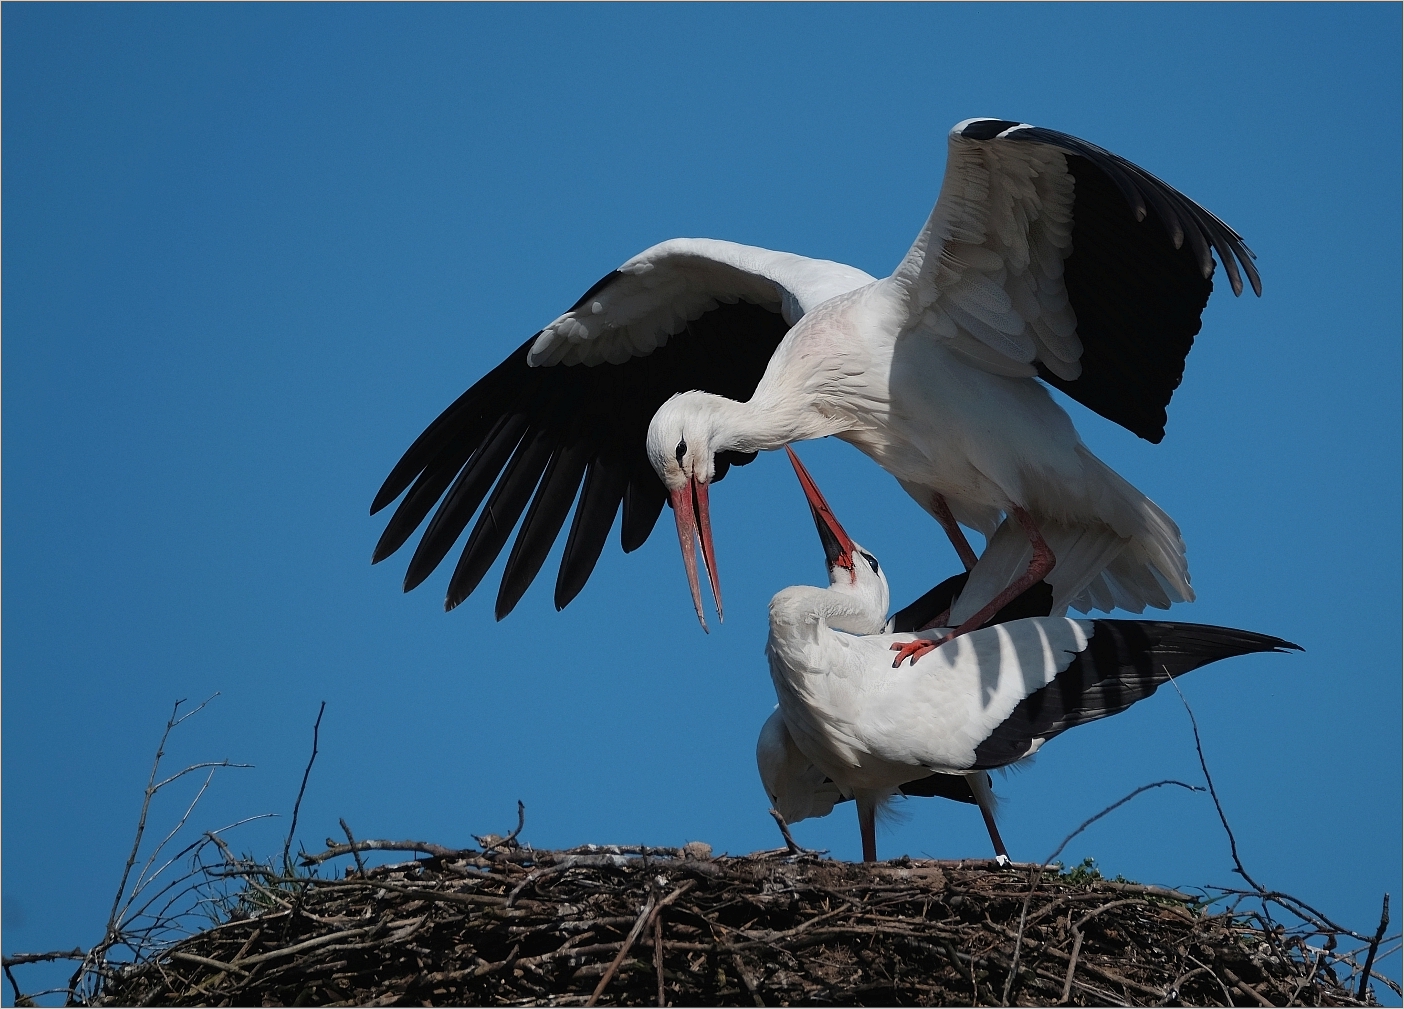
{"left": 953, "top": 118, "right": 1026, "bottom": 141}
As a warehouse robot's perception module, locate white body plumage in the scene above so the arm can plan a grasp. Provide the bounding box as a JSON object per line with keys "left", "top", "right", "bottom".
{"left": 758, "top": 448, "right": 1295, "bottom": 862}
{"left": 375, "top": 118, "right": 1256, "bottom": 625}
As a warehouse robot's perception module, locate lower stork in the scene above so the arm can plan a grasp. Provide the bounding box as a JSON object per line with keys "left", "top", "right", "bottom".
{"left": 767, "top": 448, "right": 1298, "bottom": 863}
{"left": 758, "top": 708, "right": 1011, "bottom": 860}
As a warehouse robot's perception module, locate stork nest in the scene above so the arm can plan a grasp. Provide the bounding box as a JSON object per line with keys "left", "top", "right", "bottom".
{"left": 80, "top": 838, "right": 1385, "bottom": 1008}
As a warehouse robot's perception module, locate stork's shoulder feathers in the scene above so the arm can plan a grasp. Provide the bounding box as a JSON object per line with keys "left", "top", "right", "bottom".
{"left": 528, "top": 238, "right": 876, "bottom": 368}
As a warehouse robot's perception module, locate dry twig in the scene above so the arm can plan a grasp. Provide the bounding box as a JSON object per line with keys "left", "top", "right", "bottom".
{"left": 282, "top": 701, "right": 326, "bottom": 873}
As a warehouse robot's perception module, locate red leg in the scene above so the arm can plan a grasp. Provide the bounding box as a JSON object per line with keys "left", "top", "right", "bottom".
{"left": 858, "top": 800, "right": 877, "bottom": 863}
{"left": 931, "top": 493, "right": 978, "bottom": 571}
{"left": 941, "top": 506, "right": 1055, "bottom": 644}
{"left": 917, "top": 607, "right": 950, "bottom": 632}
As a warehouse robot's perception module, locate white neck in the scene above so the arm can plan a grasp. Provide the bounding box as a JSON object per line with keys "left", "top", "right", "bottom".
{"left": 768, "top": 583, "right": 888, "bottom": 640}
{"left": 690, "top": 391, "right": 854, "bottom": 456}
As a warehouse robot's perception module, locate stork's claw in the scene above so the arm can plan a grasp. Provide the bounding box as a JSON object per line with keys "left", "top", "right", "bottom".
{"left": 890, "top": 638, "right": 947, "bottom": 668}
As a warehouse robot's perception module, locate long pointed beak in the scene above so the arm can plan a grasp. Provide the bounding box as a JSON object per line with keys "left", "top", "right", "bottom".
{"left": 669, "top": 477, "right": 723, "bottom": 631}
{"left": 785, "top": 446, "right": 855, "bottom": 571}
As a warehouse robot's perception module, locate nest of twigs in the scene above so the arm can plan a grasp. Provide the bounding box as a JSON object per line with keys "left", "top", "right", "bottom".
{"left": 86, "top": 837, "right": 1381, "bottom": 1008}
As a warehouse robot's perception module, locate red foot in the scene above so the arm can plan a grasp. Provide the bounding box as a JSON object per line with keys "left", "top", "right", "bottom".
{"left": 890, "top": 637, "right": 947, "bottom": 668}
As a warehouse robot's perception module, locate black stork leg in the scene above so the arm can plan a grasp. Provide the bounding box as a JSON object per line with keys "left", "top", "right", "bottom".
{"left": 857, "top": 797, "right": 878, "bottom": 863}
{"left": 966, "top": 772, "right": 1010, "bottom": 865}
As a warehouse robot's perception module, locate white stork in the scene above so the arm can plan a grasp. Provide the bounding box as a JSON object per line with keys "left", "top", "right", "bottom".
{"left": 371, "top": 118, "right": 1259, "bottom": 629}
{"left": 757, "top": 709, "right": 1011, "bottom": 861}
{"left": 767, "top": 447, "right": 1297, "bottom": 863}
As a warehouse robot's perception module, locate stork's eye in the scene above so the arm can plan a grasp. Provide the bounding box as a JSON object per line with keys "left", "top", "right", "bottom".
{"left": 675, "top": 439, "right": 687, "bottom": 464}
{"left": 859, "top": 551, "right": 880, "bottom": 574}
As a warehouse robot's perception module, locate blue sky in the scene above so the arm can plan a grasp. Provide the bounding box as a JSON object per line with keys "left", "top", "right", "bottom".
{"left": 4, "top": 3, "right": 1400, "bottom": 1002}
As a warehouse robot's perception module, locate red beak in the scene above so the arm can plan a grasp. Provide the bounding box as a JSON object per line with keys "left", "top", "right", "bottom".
{"left": 785, "top": 446, "right": 855, "bottom": 572}
{"left": 669, "top": 476, "right": 723, "bottom": 631}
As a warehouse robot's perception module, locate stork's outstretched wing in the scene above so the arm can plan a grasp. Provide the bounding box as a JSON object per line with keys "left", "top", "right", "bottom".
{"left": 892, "top": 118, "right": 1259, "bottom": 443}
{"left": 371, "top": 239, "right": 875, "bottom": 618}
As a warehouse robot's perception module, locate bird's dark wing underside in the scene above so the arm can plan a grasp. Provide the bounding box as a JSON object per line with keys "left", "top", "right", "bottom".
{"left": 960, "top": 120, "right": 1262, "bottom": 444}
{"left": 970, "top": 622, "right": 1300, "bottom": 770}
{"left": 371, "top": 296, "right": 789, "bottom": 618}
{"left": 890, "top": 572, "right": 1053, "bottom": 633}
{"left": 1043, "top": 154, "right": 1213, "bottom": 444}
{"left": 828, "top": 772, "right": 985, "bottom": 806}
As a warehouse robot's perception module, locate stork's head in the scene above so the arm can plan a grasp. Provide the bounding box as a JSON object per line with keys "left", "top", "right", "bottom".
{"left": 646, "top": 394, "right": 728, "bottom": 630}
{"left": 786, "top": 446, "right": 890, "bottom": 625}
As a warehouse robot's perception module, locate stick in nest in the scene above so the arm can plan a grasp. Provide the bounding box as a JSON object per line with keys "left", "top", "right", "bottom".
{"left": 1002, "top": 779, "right": 1203, "bottom": 1007}
{"left": 339, "top": 819, "right": 367, "bottom": 878}
{"left": 586, "top": 880, "right": 695, "bottom": 1007}
{"left": 475, "top": 800, "right": 527, "bottom": 854}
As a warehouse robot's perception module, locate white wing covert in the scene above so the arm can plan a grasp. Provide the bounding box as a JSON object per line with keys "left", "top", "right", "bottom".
{"left": 893, "top": 130, "right": 1082, "bottom": 381}
{"left": 529, "top": 239, "right": 875, "bottom": 367}
{"left": 890, "top": 119, "right": 1260, "bottom": 443}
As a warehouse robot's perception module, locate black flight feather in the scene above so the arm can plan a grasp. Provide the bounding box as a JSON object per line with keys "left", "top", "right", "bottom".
{"left": 956, "top": 121, "right": 1261, "bottom": 444}
{"left": 374, "top": 297, "right": 789, "bottom": 617}
{"left": 971, "top": 622, "right": 1300, "bottom": 769}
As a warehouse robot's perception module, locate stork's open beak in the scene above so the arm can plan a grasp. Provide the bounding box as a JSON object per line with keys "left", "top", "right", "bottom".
{"left": 669, "top": 477, "right": 722, "bottom": 631}
{"left": 785, "top": 446, "right": 855, "bottom": 572}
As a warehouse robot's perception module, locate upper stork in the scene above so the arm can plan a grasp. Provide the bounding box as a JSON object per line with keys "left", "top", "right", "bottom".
{"left": 371, "top": 118, "right": 1259, "bottom": 627}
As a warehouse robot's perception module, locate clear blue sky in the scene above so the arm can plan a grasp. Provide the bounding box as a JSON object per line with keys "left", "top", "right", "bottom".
{"left": 4, "top": 4, "right": 1400, "bottom": 1001}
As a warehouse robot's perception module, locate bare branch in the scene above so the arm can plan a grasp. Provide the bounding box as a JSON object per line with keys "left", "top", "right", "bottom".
{"left": 1358, "top": 893, "right": 1391, "bottom": 1001}
{"left": 1045, "top": 780, "right": 1205, "bottom": 871}
{"left": 475, "top": 800, "right": 527, "bottom": 854}
{"left": 300, "top": 838, "right": 466, "bottom": 866}
{"left": 282, "top": 701, "right": 326, "bottom": 873}
{"left": 1, "top": 948, "right": 85, "bottom": 967}
{"left": 107, "top": 697, "right": 201, "bottom": 934}
{"left": 124, "top": 767, "right": 222, "bottom": 917}
{"left": 1003, "top": 779, "right": 1203, "bottom": 1006}
{"left": 1167, "top": 677, "right": 1264, "bottom": 893}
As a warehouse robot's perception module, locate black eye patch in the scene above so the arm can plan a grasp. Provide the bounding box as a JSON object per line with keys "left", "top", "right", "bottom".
{"left": 860, "top": 551, "right": 880, "bottom": 574}
{"left": 675, "top": 439, "right": 687, "bottom": 464}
